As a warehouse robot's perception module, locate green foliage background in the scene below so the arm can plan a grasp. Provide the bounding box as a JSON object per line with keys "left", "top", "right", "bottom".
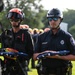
{"left": 0, "top": 0, "right": 75, "bottom": 38}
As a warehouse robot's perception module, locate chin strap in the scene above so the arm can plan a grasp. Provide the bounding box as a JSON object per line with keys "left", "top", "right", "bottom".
{"left": 13, "top": 21, "right": 22, "bottom": 28}
{"left": 50, "top": 19, "right": 62, "bottom": 30}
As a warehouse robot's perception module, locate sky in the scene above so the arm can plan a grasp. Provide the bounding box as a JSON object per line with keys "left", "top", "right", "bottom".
{"left": 40, "top": 0, "right": 75, "bottom": 11}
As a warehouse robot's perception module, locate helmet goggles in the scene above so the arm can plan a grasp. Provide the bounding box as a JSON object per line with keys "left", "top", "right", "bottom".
{"left": 48, "top": 17, "right": 59, "bottom": 21}
{"left": 7, "top": 12, "right": 22, "bottom": 19}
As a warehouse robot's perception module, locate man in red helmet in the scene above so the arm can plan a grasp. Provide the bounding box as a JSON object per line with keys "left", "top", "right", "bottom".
{"left": 33, "top": 8, "right": 75, "bottom": 75}
{"left": 1, "top": 8, "right": 34, "bottom": 75}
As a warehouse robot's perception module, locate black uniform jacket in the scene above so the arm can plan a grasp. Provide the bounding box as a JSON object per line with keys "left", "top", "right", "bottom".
{"left": 1, "top": 29, "right": 34, "bottom": 60}
{"left": 34, "top": 28, "right": 75, "bottom": 68}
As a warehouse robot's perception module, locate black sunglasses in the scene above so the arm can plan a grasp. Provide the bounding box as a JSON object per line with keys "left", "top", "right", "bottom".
{"left": 48, "top": 17, "right": 59, "bottom": 21}
{"left": 10, "top": 19, "right": 20, "bottom": 22}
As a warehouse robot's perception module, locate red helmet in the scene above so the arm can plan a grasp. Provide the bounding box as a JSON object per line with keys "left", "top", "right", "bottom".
{"left": 7, "top": 8, "right": 25, "bottom": 20}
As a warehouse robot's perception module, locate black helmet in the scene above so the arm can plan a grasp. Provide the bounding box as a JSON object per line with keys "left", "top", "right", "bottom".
{"left": 7, "top": 8, "right": 25, "bottom": 20}
{"left": 47, "top": 8, "right": 63, "bottom": 20}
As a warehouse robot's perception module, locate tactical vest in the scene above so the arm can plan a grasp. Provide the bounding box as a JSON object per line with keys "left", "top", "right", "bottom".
{"left": 1, "top": 29, "right": 28, "bottom": 53}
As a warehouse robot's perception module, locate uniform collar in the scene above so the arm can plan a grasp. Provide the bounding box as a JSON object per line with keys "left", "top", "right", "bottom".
{"left": 50, "top": 28, "right": 61, "bottom": 36}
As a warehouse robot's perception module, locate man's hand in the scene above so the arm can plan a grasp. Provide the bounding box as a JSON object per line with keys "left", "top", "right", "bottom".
{"left": 33, "top": 53, "right": 40, "bottom": 60}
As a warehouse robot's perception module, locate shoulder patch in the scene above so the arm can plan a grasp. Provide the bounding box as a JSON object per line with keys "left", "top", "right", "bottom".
{"left": 70, "top": 37, "right": 75, "bottom": 46}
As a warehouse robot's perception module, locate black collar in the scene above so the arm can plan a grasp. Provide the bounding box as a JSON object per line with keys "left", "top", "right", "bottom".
{"left": 50, "top": 28, "right": 61, "bottom": 36}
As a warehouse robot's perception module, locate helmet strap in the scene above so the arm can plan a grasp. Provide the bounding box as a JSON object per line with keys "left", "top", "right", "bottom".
{"left": 50, "top": 22, "right": 61, "bottom": 30}
{"left": 12, "top": 20, "right": 22, "bottom": 28}
{"left": 51, "top": 25, "right": 59, "bottom": 30}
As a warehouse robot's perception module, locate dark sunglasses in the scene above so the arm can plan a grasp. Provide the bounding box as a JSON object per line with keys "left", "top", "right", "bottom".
{"left": 48, "top": 17, "right": 59, "bottom": 21}
{"left": 10, "top": 19, "right": 20, "bottom": 22}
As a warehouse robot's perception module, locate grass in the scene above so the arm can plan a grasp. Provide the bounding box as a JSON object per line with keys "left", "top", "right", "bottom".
{"left": 72, "top": 61, "right": 75, "bottom": 75}
{"left": 28, "top": 69, "right": 38, "bottom": 75}
{"left": 28, "top": 60, "right": 38, "bottom": 75}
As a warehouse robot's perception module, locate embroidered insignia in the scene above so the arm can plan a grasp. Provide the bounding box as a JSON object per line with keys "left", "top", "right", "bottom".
{"left": 42, "top": 42, "right": 48, "bottom": 44}
{"left": 60, "top": 40, "right": 64, "bottom": 45}
{"left": 70, "top": 37, "right": 75, "bottom": 46}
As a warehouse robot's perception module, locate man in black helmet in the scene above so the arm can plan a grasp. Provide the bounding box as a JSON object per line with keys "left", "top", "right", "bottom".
{"left": 33, "top": 8, "right": 75, "bottom": 75}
